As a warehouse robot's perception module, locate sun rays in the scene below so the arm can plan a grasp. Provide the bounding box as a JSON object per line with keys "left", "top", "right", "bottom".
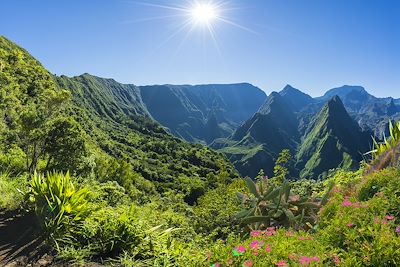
{"left": 123, "top": 0, "right": 255, "bottom": 58}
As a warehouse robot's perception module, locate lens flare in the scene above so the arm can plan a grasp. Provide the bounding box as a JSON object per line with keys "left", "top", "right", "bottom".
{"left": 189, "top": 3, "right": 220, "bottom": 25}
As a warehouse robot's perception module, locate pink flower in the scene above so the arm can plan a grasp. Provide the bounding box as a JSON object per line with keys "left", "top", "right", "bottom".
{"left": 347, "top": 222, "right": 354, "bottom": 228}
{"left": 265, "top": 245, "right": 272, "bottom": 253}
{"left": 250, "top": 241, "right": 259, "bottom": 250}
{"left": 374, "top": 217, "right": 380, "bottom": 224}
{"left": 299, "top": 256, "right": 320, "bottom": 266}
{"left": 250, "top": 230, "right": 262, "bottom": 237}
{"left": 333, "top": 255, "right": 341, "bottom": 266}
{"left": 236, "top": 245, "right": 246, "bottom": 254}
{"left": 253, "top": 251, "right": 259, "bottom": 256}
{"left": 211, "top": 263, "right": 220, "bottom": 267}
{"left": 341, "top": 197, "right": 353, "bottom": 207}
{"left": 243, "top": 261, "right": 253, "bottom": 267}
{"left": 396, "top": 227, "right": 400, "bottom": 234}
{"left": 265, "top": 231, "right": 275, "bottom": 236}
{"left": 276, "top": 261, "right": 288, "bottom": 267}
{"left": 299, "top": 256, "right": 311, "bottom": 266}
{"left": 285, "top": 231, "right": 295, "bottom": 237}
{"left": 385, "top": 215, "right": 395, "bottom": 220}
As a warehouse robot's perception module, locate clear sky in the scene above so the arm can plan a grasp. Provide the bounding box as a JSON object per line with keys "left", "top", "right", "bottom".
{"left": 1, "top": 0, "right": 399, "bottom": 97}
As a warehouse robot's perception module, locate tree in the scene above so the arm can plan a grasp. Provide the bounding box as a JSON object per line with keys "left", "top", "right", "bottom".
{"left": 44, "top": 117, "right": 87, "bottom": 174}
{"left": 18, "top": 90, "right": 71, "bottom": 173}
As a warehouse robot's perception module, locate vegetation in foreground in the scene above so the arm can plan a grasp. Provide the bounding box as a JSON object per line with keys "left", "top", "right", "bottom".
{"left": 1, "top": 147, "right": 400, "bottom": 266}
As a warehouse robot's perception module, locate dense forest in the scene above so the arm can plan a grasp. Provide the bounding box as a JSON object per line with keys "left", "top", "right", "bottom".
{"left": 1, "top": 36, "right": 400, "bottom": 266}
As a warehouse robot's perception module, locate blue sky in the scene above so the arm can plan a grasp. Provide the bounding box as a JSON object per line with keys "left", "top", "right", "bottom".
{"left": 1, "top": 0, "right": 399, "bottom": 97}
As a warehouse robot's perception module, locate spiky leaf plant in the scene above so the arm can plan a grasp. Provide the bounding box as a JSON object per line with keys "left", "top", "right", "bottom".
{"left": 365, "top": 121, "right": 400, "bottom": 172}
{"left": 26, "top": 171, "right": 91, "bottom": 243}
{"left": 236, "top": 177, "right": 332, "bottom": 231}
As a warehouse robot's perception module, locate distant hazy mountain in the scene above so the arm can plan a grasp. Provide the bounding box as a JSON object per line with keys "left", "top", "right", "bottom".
{"left": 317, "top": 85, "right": 400, "bottom": 138}
{"left": 139, "top": 83, "right": 267, "bottom": 144}
{"left": 279, "top": 84, "right": 314, "bottom": 112}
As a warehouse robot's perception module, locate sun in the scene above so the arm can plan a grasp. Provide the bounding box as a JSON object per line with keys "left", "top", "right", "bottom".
{"left": 189, "top": 2, "right": 220, "bottom": 25}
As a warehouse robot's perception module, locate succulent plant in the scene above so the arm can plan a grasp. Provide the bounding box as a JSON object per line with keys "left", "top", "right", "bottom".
{"left": 236, "top": 177, "right": 333, "bottom": 231}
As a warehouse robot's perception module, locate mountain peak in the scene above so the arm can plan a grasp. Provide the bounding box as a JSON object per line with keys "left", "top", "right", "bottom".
{"left": 322, "top": 85, "right": 370, "bottom": 99}
{"left": 323, "top": 95, "right": 349, "bottom": 118}
{"left": 258, "top": 91, "right": 286, "bottom": 114}
{"left": 327, "top": 95, "right": 343, "bottom": 106}
{"left": 281, "top": 84, "right": 298, "bottom": 93}
{"left": 279, "top": 85, "right": 314, "bottom": 111}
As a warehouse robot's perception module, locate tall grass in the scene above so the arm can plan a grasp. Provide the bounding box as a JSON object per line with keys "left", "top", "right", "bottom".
{"left": 0, "top": 172, "right": 27, "bottom": 211}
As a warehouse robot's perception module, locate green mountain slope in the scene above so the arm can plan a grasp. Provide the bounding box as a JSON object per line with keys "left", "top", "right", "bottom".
{"left": 0, "top": 36, "right": 239, "bottom": 204}
{"left": 296, "top": 96, "right": 371, "bottom": 179}
{"left": 213, "top": 92, "right": 299, "bottom": 178}
{"left": 215, "top": 92, "right": 371, "bottom": 179}
{"left": 139, "top": 83, "right": 267, "bottom": 144}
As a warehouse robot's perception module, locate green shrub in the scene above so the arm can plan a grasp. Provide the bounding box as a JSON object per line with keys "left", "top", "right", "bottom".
{"left": 358, "top": 168, "right": 400, "bottom": 217}
{"left": 0, "top": 172, "right": 27, "bottom": 210}
{"left": 318, "top": 184, "right": 400, "bottom": 266}
{"left": 0, "top": 146, "right": 26, "bottom": 175}
{"left": 78, "top": 206, "right": 147, "bottom": 258}
{"left": 26, "top": 172, "right": 91, "bottom": 241}
{"left": 194, "top": 179, "right": 247, "bottom": 238}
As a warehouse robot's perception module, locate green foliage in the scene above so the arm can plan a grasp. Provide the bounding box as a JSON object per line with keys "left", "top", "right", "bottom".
{"left": 369, "top": 121, "right": 400, "bottom": 159}
{"left": 78, "top": 206, "right": 147, "bottom": 258}
{"left": 0, "top": 172, "right": 27, "bottom": 210}
{"left": 357, "top": 168, "right": 400, "bottom": 217}
{"left": 26, "top": 172, "right": 91, "bottom": 241}
{"left": 0, "top": 145, "right": 26, "bottom": 175}
{"left": 366, "top": 121, "right": 400, "bottom": 173}
{"left": 273, "top": 149, "right": 291, "bottom": 184}
{"left": 194, "top": 179, "right": 247, "bottom": 238}
{"left": 43, "top": 117, "right": 88, "bottom": 174}
{"left": 318, "top": 176, "right": 400, "bottom": 266}
{"left": 236, "top": 177, "right": 331, "bottom": 230}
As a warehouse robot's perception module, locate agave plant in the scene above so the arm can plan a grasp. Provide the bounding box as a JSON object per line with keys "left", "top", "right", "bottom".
{"left": 236, "top": 177, "right": 332, "bottom": 231}
{"left": 369, "top": 121, "right": 400, "bottom": 159}
{"left": 365, "top": 121, "right": 400, "bottom": 173}
{"left": 26, "top": 171, "right": 91, "bottom": 242}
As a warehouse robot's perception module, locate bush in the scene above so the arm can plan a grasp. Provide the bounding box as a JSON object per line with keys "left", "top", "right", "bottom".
{"left": 78, "top": 206, "right": 147, "bottom": 258}
{"left": 26, "top": 172, "right": 91, "bottom": 241}
{"left": 194, "top": 179, "right": 247, "bottom": 238}
{"left": 318, "top": 169, "right": 400, "bottom": 266}
{"left": 0, "top": 172, "right": 27, "bottom": 210}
